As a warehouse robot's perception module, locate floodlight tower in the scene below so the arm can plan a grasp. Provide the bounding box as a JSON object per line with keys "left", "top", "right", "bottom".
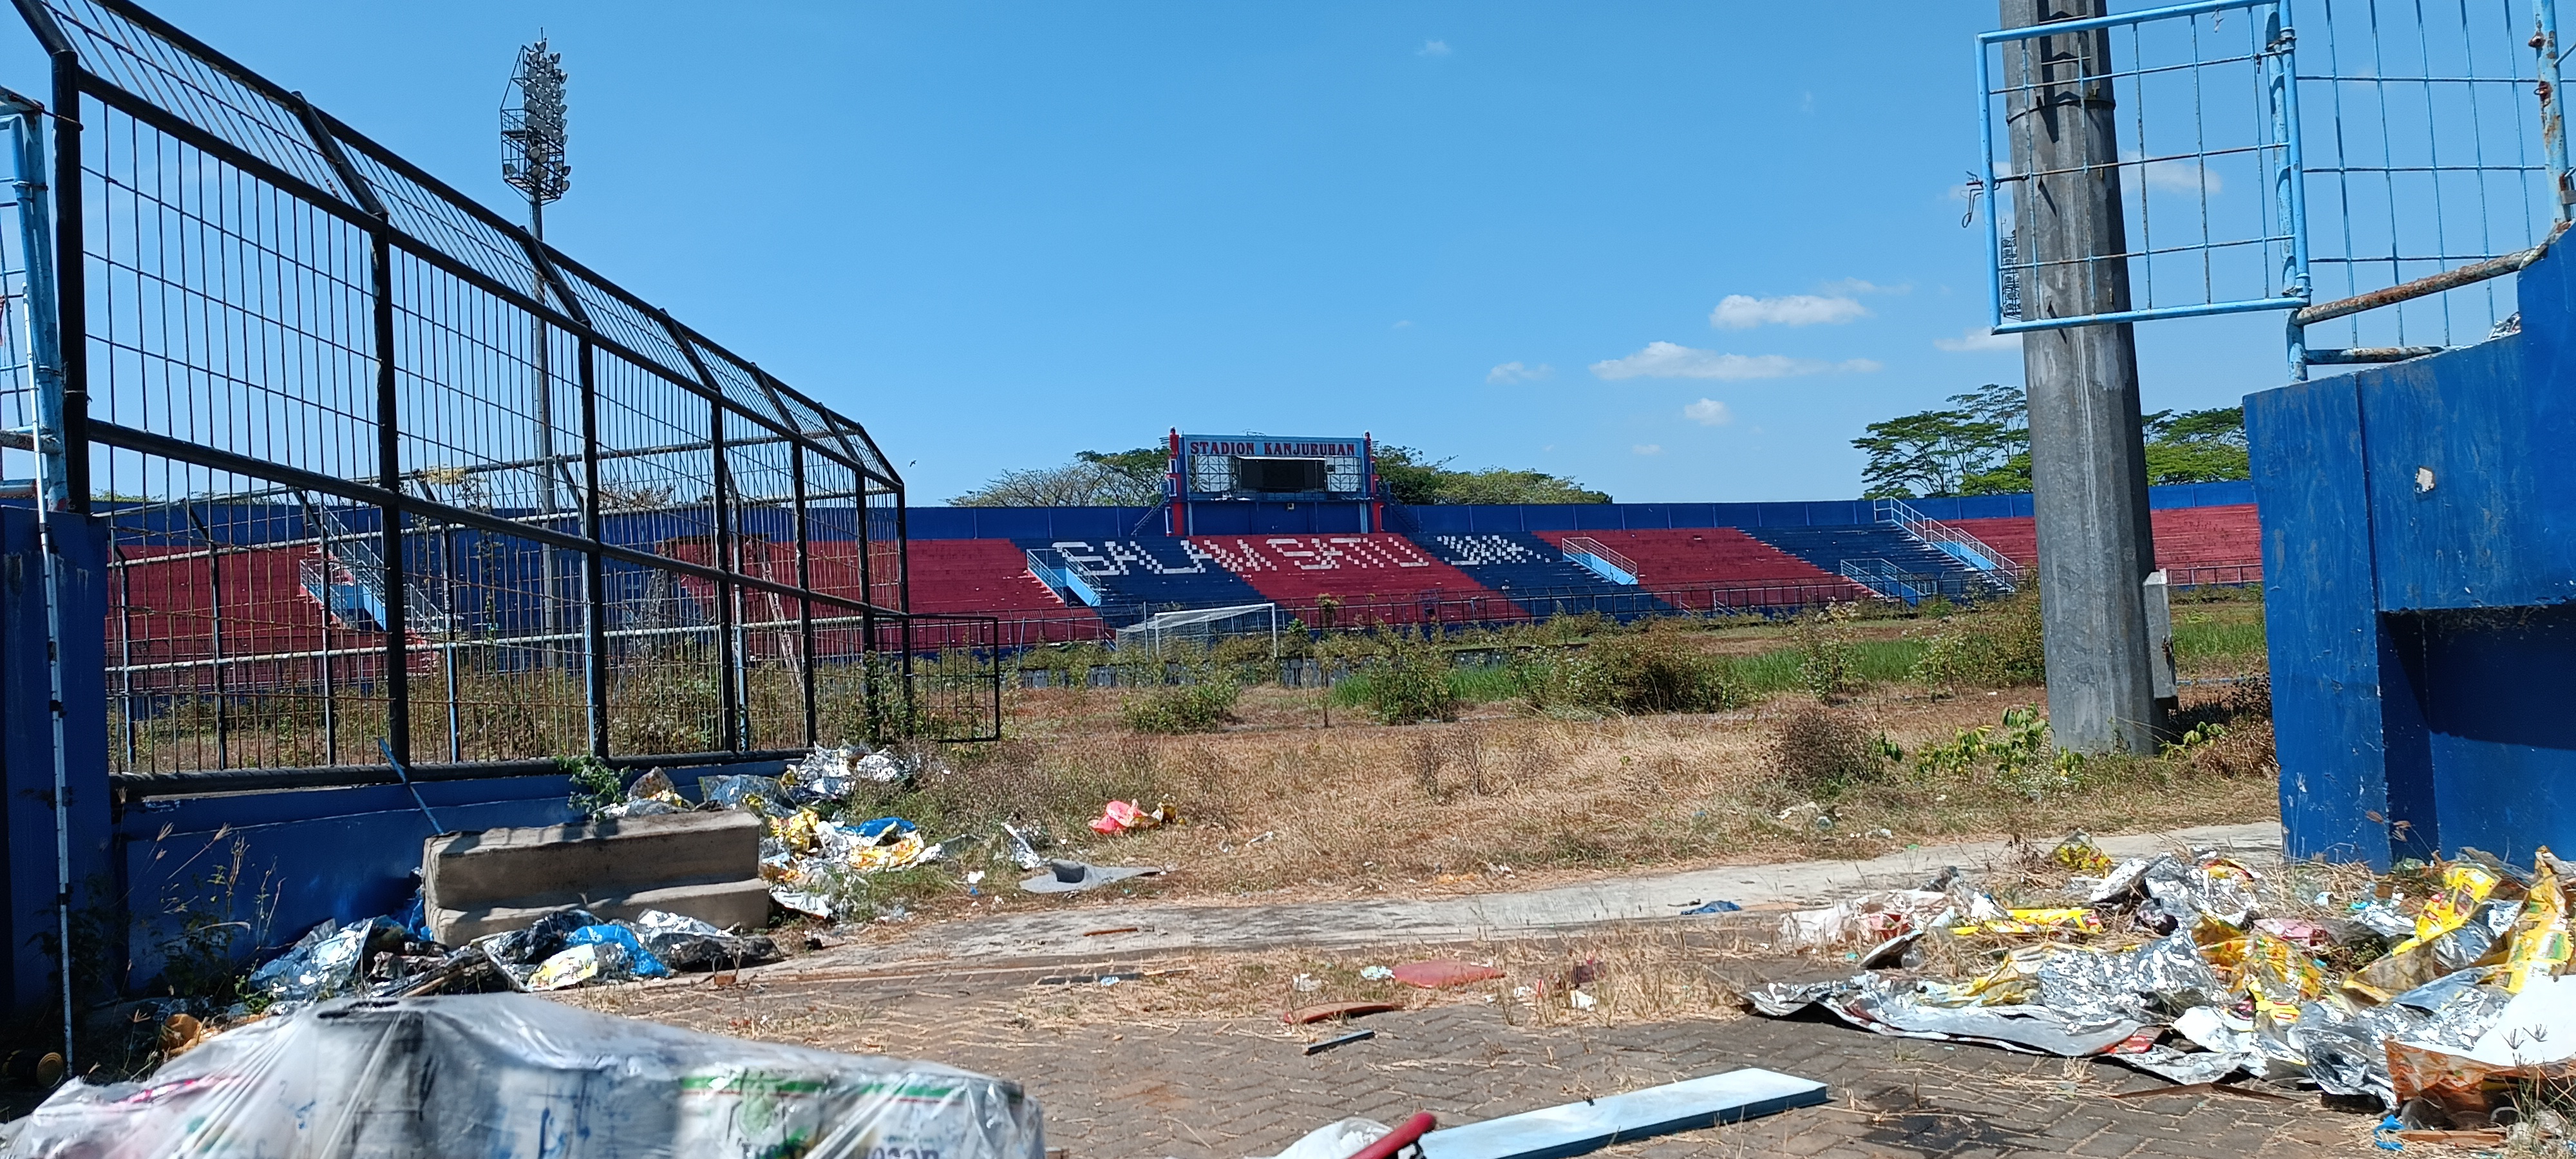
{"left": 504, "top": 39, "right": 571, "bottom": 639}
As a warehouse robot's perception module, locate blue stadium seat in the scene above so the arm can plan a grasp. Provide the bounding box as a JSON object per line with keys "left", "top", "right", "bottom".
{"left": 1014, "top": 536, "right": 1271, "bottom": 628}
{"left": 1410, "top": 532, "right": 1671, "bottom": 619}
{"left": 1743, "top": 525, "right": 1993, "bottom": 601}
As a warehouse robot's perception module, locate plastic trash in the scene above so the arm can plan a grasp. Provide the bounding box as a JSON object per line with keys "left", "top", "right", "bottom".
{"left": 2, "top": 994, "right": 1043, "bottom": 1158}
{"left": 1019, "top": 860, "right": 1161, "bottom": 894}
{"left": 1267, "top": 1117, "right": 1391, "bottom": 1159}
{"left": 631, "top": 909, "right": 779, "bottom": 972}
{"left": 241, "top": 916, "right": 399, "bottom": 1013}
{"left": 1774, "top": 889, "right": 1950, "bottom": 951}
{"left": 1087, "top": 799, "right": 1177, "bottom": 835}
{"left": 1680, "top": 900, "right": 1743, "bottom": 916}
{"left": 598, "top": 768, "right": 692, "bottom": 818}
{"left": 1000, "top": 823, "right": 1046, "bottom": 871}
{"left": 1748, "top": 843, "right": 2576, "bottom": 1121}
{"left": 699, "top": 773, "right": 791, "bottom": 817}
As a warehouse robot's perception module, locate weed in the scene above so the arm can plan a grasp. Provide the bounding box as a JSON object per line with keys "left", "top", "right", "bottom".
{"left": 1796, "top": 605, "right": 1863, "bottom": 702}
{"left": 151, "top": 834, "right": 279, "bottom": 1003}
{"left": 1767, "top": 705, "right": 1897, "bottom": 799}
{"left": 1914, "top": 704, "right": 2087, "bottom": 798}
{"left": 1119, "top": 647, "right": 1242, "bottom": 734}
{"left": 1360, "top": 630, "right": 1459, "bottom": 725}
{"left": 562, "top": 754, "right": 624, "bottom": 818}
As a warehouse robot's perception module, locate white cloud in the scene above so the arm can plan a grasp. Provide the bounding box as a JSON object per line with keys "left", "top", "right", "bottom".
{"left": 1392, "top": 319, "right": 1413, "bottom": 329}
{"left": 1933, "top": 326, "right": 2021, "bottom": 353}
{"left": 2128, "top": 149, "right": 2221, "bottom": 196}
{"left": 1486, "top": 361, "right": 1552, "bottom": 384}
{"left": 1683, "top": 398, "right": 1734, "bottom": 426}
{"left": 1417, "top": 39, "right": 1450, "bottom": 57}
{"left": 1819, "top": 278, "right": 1909, "bottom": 296}
{"left": 1633, "top": 444, "right": 1663, "bottom": 456}
{"left": 1710, "top": 293, "right": 1868, "bottom": 330}
{"left": 1589, "top": 341, "right": 1880, "bottom": 381}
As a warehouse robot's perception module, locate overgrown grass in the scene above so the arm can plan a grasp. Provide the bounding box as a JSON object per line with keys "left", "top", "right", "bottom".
{"left": 2172, "top": 605, "right": 2268, "bottom": 666}
{"left": 1723, "top": 639, "right": 1927, "bottom": 695}
{"left": 1329, "top": 663, "right": 1525, "bottom": 708}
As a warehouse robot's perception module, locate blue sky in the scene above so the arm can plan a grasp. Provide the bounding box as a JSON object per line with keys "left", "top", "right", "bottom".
{"left": 3, "top": 2, "right": 2294, "bottom": 504}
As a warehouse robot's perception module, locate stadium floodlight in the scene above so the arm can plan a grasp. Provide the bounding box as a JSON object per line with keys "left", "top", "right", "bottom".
{"left": 501, "top": 38, "right": 570, "bottom": 231}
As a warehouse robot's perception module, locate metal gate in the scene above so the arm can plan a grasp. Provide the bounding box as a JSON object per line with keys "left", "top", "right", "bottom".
{"left": 0, "top": 0, "right": 999, "bottom": 796}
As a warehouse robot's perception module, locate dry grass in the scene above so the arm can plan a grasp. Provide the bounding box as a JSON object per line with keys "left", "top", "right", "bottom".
{"left": 884, "top": 681, "right": 2279, "bottom": 911}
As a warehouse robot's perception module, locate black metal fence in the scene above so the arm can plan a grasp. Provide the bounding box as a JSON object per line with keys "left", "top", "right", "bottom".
{"left": 3, "top": 0, "right": 997, "bottom": 795}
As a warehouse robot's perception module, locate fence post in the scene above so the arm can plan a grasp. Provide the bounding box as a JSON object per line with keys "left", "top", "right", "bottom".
{"left": 369, "top": 230, "right": 410, "bottom": 764}
{"left": 579, "top": 339, "right": 607, "bottom": 758}
{"left": 791, "top": 442, "right": 817, "bottom": 747}
{"left": 1998, "top": 0, "right": 2163, "bottom": 754}
{"left": 515, "top": 241, "right": 603, "bottom": 760}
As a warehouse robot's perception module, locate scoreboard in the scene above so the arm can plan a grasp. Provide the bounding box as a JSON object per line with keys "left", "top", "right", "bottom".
{"left": 1171, "top": 433, "right": 1373, "bottom": 501}
{"left": 1164, "top": 431, "right": 1380, "bottom": 534}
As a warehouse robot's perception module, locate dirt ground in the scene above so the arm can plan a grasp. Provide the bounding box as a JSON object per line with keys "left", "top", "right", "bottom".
{"left": 562, "top": 923, "right": 2382, "bottom": 1158}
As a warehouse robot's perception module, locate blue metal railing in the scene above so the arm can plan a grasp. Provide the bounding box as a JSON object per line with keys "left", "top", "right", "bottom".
{"left": 1871, "top": 498, "right": 2021, "bottom": 592}
{"left": 1558, "top": 536, "right": 1641, "bottom": 586}
{"left": 1025, "top": 547, "right": 1101, "bottom": 607}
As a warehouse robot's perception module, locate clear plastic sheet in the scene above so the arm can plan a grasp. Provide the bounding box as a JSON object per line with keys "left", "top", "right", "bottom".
{"left": 0, "top": 994, "right": 1045, "bottom": 1158}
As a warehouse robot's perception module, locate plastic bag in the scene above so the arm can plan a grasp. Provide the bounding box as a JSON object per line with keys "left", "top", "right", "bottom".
{"left": 699, "top": 774, "right": 791, "bottom": 818}
{"left": 241, "top": 917, "right": 395, "bottom": 1012}
{"left": 1088, "top": 800, "right": 1175, "bottom": 835}
{"left": 1267, "top": 1117, "right": 1390, "bottom": 1159}
{"left": 632, "top": 909, "right": 778, "bottom": 972}
{"left": 1, "top": 994, "right": 1045, "bottom": 1158}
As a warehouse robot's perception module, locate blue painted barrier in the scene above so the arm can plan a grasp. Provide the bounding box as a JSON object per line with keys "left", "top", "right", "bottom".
{"left": 2248, "top": 238, "right": 2576, "bottom": 867}
{"left": 112, "top": 756, "right": 788, "bottom": 995}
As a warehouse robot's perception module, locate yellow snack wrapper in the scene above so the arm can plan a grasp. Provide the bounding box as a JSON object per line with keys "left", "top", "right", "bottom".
{"left": 2051, "top": 833, "right": 2114, "bottom": 876}
{"left": 2492, "top": 854, "right": 2573, "bottom": 993}
{"left": 1951, "top": 908, "right": 2105, "bottom": 937}
{"left": 2413, "top": 863, "right": 2500, "bottom": 945}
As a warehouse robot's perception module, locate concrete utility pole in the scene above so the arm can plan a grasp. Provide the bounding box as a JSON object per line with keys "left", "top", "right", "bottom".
{"left": 1998, "top": 0, "right": 2164, "bottom": 753}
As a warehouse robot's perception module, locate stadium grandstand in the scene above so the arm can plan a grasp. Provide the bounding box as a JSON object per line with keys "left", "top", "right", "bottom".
{"left": 904, "top": 431, "right": 2262, "bottom": 646}
{"left": 102, "top": 432, "right": 2257, "bottom": 662}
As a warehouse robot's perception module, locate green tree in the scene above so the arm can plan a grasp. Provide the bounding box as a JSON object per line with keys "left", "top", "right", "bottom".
{"left": 949, "top": 447, "right": 1167, "bottom": 506}
{"left": 1853, "top": 387, "right": 2248, "bottom": 498}
{"left": 1852, "top": 383, "right": 2029, "bottom": 498}
{"left": 1372, "top": 444, "right": 1611, "bottom": 504}
{"left": 2141, "top": 407, "right": 2248, "bottom": 484}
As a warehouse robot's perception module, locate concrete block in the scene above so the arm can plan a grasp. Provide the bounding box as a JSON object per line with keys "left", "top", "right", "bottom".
{"left": 423, "top": 811, "right": 768, "bottom": 946}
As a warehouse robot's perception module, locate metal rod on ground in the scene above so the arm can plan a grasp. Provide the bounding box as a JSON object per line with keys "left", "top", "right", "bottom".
{"left": 377, "top": 737, "right": 448, "bottom": 834}
{"left": 2000, "top": 0, "right": 2164, "bottom": 753}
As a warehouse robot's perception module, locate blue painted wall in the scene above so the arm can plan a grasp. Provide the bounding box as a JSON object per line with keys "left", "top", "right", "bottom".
{"left": 1, "top": 511, "right": 113, "bottom": 1015}
{"left": 2249, "top": 240, "right": 2576, "bottom": 867}
{"left": 113, "top": 757, "right": 788, "bottom": 992}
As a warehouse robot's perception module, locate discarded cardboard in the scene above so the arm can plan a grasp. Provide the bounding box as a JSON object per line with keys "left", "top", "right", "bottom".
{"left": 1390, "top": 961, "right": 1504, "bottom": 989}
{"left": 1283, "top": 1001, "right": 1401, "bottom": 1026}
{"left": 422, "top": 811, "right": 769, "bottom": 945}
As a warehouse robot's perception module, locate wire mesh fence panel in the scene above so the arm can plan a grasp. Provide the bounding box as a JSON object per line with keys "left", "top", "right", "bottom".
{"left": 1981, "top": 1, "right": 2304, "bottom": 333}
{"left": 7, "top": 0, "right": 994, "bottom": 792}
{"left": 2293, "top": 0, "right": 2560, "bottom": 352}
{"left": 1978, "top": 0, "right": 2570, "bottom": 370}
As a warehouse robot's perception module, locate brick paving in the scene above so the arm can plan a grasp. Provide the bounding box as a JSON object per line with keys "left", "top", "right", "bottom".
{"left": 579, "top": 967, "right": 2385, "bottom": 1159}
